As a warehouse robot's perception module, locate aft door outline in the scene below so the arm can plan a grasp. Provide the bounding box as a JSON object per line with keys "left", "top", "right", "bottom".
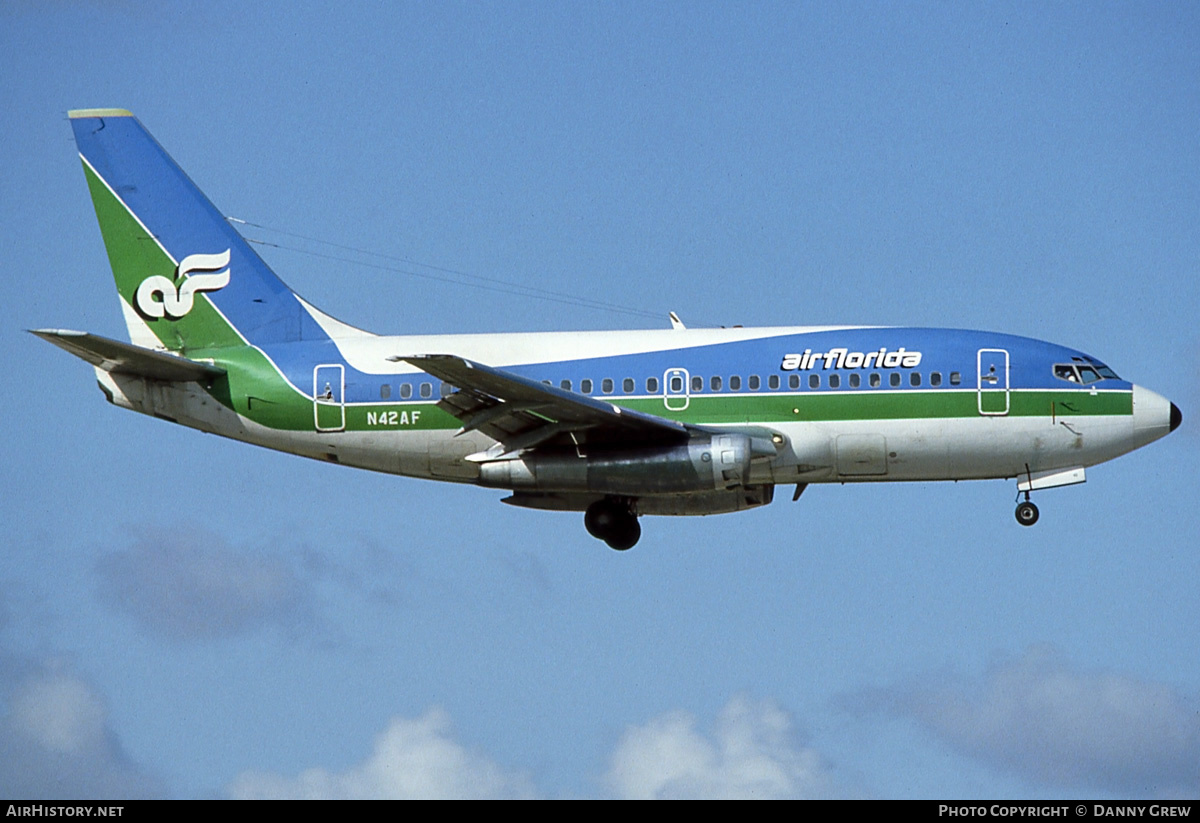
{"left": 977, "top": 348, "right": 1010, "bottom": 416}
{"left": 314, "top": 364, "right": 345, "bottom": 432}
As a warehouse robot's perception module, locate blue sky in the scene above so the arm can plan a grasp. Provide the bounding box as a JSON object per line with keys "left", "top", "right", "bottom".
{"left": 2, "top": 2, "right": 1198, "bottom": 799}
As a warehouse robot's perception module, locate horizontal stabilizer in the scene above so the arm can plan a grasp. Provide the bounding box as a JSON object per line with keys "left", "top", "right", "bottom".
{"left": 30, "top": 329, "right": 225, "bottom": 382}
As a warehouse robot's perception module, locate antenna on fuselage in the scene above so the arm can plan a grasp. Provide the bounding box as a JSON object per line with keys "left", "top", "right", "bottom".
{"left": 669, "top": 311, "right": 686, "bottom": 330}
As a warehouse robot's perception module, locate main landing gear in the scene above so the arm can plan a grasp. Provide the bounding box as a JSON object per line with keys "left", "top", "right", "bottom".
{"left": 585, "top": 497, "right": 641, "bottom": 551}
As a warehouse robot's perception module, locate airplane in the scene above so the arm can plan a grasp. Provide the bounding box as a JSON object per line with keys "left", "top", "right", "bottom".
{"left": 36, "top": 108, "right": 1182, "bottom": 550}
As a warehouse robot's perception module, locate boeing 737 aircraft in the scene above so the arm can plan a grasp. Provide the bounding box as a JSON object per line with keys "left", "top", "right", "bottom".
{"left": 37, "top": 109, "right": 1181, "bottom": 549}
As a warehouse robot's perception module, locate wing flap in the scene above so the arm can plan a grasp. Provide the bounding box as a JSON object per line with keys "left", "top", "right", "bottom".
{"left": 399, "top": 354, "right": 689, "bottom": 449}
{"left": 31, "top": 329, "right": 225, "bottom": 383}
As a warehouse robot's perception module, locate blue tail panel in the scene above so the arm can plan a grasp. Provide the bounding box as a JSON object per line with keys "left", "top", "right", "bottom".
{"left": 69, "top": 109, "right": 308, "bottom": 346}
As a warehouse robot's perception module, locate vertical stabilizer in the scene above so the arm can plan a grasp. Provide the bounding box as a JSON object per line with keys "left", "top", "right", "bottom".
{"left": 69, "top": 109, "right": 303, "bottom": 352}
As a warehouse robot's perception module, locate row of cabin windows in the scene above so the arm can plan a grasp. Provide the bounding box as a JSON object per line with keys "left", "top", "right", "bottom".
{"left": 554, "top": 371, "right": 962, "bottom": 395}
{"left": 378, "top": 382, "right": 438, "bottom": 400}
{"left": 813, "top": 370, "right": 963, "bottom": 389}
{"left": 377, "top": 371, "right": 965, "bottom": 400}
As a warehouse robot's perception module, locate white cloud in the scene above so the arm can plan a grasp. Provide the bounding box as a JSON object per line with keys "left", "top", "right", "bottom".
{"left": 10, "top": 670, "right": 107, "bottom": 755}
{"left": 228, "top": 698, "right": 843, "bottom": 800}
{"left": 860, "top": 645, "right": 1200, "bottom": 797}
{"left": 605, "top": 695, "right": 840, "bottom": 799}
{"left": 228, "top": 697, "right": 850, "bottom": 799}
{"left": 0, "top": 661, "right": 163, "bottom": 799}
{"left": 228, "top": 708, "right": 536, "bottom": 799}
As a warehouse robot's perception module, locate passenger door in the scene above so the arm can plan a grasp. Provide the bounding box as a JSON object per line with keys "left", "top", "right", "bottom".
{"left": 977, "top": 348, "right": 1010, "bottom": 415}
{"left": 314, "top": 364, "right": 345, "bottom": 432}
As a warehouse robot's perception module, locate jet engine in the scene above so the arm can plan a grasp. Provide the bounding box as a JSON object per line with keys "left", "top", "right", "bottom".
{"left": 478, "top": 433, "right": 761, "bottom": 496}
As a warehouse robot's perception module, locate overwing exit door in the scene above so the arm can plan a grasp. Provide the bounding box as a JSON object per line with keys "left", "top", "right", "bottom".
{"left": 663, "top": 368, "right": 690, "bottom": 411}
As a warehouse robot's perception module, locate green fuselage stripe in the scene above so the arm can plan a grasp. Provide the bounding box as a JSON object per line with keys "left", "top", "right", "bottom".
{"left": 323, "top": 388, "right": 1131, "bottom": 435}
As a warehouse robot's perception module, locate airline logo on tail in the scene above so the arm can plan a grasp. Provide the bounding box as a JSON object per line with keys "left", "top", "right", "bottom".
{"left": 134, "top": 249, "right": 231, "bottom": 319}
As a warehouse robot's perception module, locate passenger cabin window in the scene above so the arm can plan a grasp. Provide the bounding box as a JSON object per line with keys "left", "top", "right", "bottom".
{"left": 869, "top": 373, "right": 881, "bottom": 388}
{"left": 380, "top": 384, "right": 392, "bottom": 400}
{"left": 931, "top": 372, "right": 942, "bottom": 387}
{"left": 420, "top": 382, "right": 432, "bottom": 398}
{"left": 788, "top": 374, "right": 800, "bottom": 390}
{"left": 602, "top": 378, "right": 614, "bottom": 394}
{"left": 828, "top": 374, "right": 840, "bottom": 389}
{"left": 950, "top": 372, "right": 962, "bottom": 386}
{"left": 400, "top": 383, "right": 412, "bottom": 399}
{"left": 910, "top": 372, "right": 921, "bottom": 387}
{"left": 692, "top": 376, "right": 703, "bottom": 392}
{"left": 768, "top": 375, "right": 780, "bottom": 390}
{"left": 647, "top": 377, "right": 660, "bottom": 393}
{"left": 748, "top": 375, "right": 760, "bottom": 391}
{"left": 809, "top": 374, "right": 820, "bottom": 389}
{"left": 581, "top": 379, "right": 593, "bottom": 394}
{"left": 623, "top": 378, "right": 635, "bottom": 393}
{"left": 729, "top": 375, "right": 742, "bottom": 391}
{"left": 849, "top": 373, "right": 861, "bottom": 388}
{"left": 711, "top": 375, "right": 723, "bottom": 392}
{"left": 561, "top": 379, "right": 572, "bottom": 391}
{"left": 889, "top": 373, "right": 901, "bottom": 387}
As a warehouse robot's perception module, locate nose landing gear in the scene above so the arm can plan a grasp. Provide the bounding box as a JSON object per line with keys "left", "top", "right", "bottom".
{"left": 585, "top": 497, "right": 641, "bottom": 550}
{"left": 1015, "top": 498, "right": 1039, "bottom": 526}
{"left": 1015, "top": 467, "right": 1039, "bottom": 525}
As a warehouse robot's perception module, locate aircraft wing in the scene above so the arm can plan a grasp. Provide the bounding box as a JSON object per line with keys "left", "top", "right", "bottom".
{"left": 399, "top": 354, "right": 690, "bottom": 457}
{"left": 31, "top": 329, "right": 225, "bottom": 382}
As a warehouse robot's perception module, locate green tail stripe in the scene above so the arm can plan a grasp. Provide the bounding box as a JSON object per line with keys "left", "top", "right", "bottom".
{"left": 82, "top": 159, "right": 243, "bottom": 352}
{"left": 84, "top": 159, "right": 315, "bottom": 423}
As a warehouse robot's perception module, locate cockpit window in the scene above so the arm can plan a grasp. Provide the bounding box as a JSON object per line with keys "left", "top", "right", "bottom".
{"left": 1054, "top": 364, "right": 1080, "bottom": 383}
{"left": 1054, "top": 362, "right": 1120, "bottom": 384}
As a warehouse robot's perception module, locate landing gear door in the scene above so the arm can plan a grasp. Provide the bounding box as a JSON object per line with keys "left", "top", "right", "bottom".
{"left": 977, "top": 348, "right": 1009, "bottom": 416}
{"left": 663, "top": 368, "right": 690, "bottom": 411}
{"left": 314, "top": 364, "right": 345, "bottom": 432}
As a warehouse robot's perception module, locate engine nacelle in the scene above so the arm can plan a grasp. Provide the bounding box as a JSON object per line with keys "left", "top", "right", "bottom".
{"left": 478, "top": 433, "right": 755, "bottom": 496}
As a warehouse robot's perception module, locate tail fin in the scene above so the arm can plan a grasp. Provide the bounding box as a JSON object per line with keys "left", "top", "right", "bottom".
{"left": 70, "top": 109, "right": 302, "bottom": 352}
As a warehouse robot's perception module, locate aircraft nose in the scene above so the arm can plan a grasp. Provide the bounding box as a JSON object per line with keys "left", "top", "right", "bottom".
{"left": 1132, "top": 385, "right": 1178, "bottom": 442}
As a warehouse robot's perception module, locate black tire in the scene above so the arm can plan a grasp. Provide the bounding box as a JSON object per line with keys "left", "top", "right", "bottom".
{"left": 1015, "top": 501, "right": 1039, "bottom": 526}
{"left": 605, "top": 517, "right": 641, "bottom": 551}
{"left": 585, "top": 499, "right": 619, "bottom": 539}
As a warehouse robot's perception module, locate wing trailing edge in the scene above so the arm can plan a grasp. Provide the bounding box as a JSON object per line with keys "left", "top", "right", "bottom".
{"left": 399, "top": 354, "right": 782, "bottom": 464}
{"left": 399, "top": 354, "right": 691, "bottom": 456}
